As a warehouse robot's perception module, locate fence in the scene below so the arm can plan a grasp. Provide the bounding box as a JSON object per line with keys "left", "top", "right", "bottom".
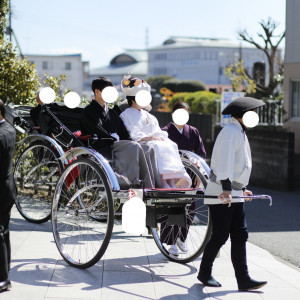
{"left": 151, "top": 111, "right": 212, "bottom": 141}
{"left": 215, "top": 99, "right": 284, "bottom": 126}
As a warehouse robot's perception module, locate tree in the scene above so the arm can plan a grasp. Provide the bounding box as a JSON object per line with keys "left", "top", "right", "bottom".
{"left": 146, "top": 75, "right": 174, "bottom": 91}
{"left": 0, "top": 0, "right": 40, "bottom": 105}
{"left": 225, "top": 60, "right": 256, "bottom": 94}
{"left": 0, "top": 0, "right": 8, "bottom": 40}
{"left": 226, "top": 18, "right": 285, "bottom": 98}
{"left": 0, "top": 42, "right": 40, "bottom": 105}
{"left": 0, "top": 0, "right": 67, "bottom": 106}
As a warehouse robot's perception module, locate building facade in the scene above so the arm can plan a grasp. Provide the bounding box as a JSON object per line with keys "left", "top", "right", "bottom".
{"left": 88, "top": 50, "right": 148, "bottom": 90}
{"left": 284, "top": 0, "right": 300, "bottom": 155}
{"left": 26, "top": 53, "right": 88, "bottom": 97}
{"left": 147, "top": 37, "right": 270, "bottom": 89}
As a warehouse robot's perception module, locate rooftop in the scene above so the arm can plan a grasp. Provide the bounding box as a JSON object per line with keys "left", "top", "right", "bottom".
{"left": 148, "top": 36, "right": 254, "bottom": 50}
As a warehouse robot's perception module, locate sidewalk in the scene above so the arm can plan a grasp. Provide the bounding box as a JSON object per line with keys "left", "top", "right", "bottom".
{"left": 2, "top": 206, "right": 300, "bottom": 300}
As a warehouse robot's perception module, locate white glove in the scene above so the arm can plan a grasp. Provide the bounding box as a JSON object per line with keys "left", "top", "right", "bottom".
{"left": 111, "top": 133, "right": 120, "bottom": 141}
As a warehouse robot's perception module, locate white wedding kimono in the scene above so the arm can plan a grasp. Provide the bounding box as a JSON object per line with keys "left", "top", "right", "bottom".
{"left": 120, "top": 107, "right": 191, "bottom": 188}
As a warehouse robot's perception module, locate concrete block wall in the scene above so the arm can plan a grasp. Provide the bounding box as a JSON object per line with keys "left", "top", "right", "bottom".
{"left": 247, "top": 129, "right": 295, "bottom": 190}
{"left": 214, "top": 126, "right": 295, "bottom": 190}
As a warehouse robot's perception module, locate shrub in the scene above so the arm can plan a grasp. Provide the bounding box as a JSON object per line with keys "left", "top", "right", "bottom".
{"left": 146, "top": 75, "right": 174, "bottom": 91}
{"left": 163, "top": 79, "right": 205, "bottom": 93}
{"left": 146, "top": 75, "right": 206, "bottom": 93}
{"left": 169, "top": 91, "right": 221, "bottom": 114}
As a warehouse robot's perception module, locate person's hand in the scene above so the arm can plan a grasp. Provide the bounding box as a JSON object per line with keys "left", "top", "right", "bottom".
{"left": 243, "top": 189, "right": 253, "bottom": 201}
{"left": 110, "top": 133, "right": 120, "bottom": 141}
{"left": 218, "top": 190, "right": 232, "bottom": 205}
{"left": 141, "top": 136, "right": 152, "bottom": 142}
{"left": 194, "top": 177, "right": 201, "bottom": 188}
{"left": 151, "top": 136, "right": 163, "bottom": 141}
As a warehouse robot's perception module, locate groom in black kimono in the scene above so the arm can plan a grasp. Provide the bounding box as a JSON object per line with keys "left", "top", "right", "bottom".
{"left": 0, "top": 100, "right": 16, "bottom": 293}
{"left": 81, "top": 76, "right": 156, "bottom": 188}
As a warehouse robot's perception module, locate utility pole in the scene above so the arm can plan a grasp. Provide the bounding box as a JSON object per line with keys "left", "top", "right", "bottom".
{"left": 239, "top": 42, "right": 242, "bottom": 62}
{"left": 8, "top": 0, "right": 12, "bottom": 41}
{"left": 145, "top": 27, "right": 149, "bottom": 49}
{"left": 5, "top": 0, "right": 23, "bottom": 58}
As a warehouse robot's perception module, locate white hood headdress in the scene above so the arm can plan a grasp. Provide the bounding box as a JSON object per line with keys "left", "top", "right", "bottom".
{"left": 121, "top": 75, "right": 151, "bottom": 97}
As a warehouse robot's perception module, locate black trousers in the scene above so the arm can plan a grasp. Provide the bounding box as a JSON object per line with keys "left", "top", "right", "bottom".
{"left": 199, "top": 202, "right": 250, "bottom": 283}
{"left": 0, "top": 199, "right": 14, "bottom": 281}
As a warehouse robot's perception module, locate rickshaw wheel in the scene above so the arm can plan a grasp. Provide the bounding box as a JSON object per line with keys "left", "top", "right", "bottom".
{"left": 14, "top": 142, "right": 62, "bottom": 223}
{"left": 151, "top": 158, "right": 212, "bottom": 263}
{"left": 51, "top": 158, "right": 114, "bottom": 269}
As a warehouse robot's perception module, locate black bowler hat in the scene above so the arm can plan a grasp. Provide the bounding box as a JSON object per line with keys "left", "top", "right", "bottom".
{"left": 222, "top": 97, "right": 265, "bottom": 116}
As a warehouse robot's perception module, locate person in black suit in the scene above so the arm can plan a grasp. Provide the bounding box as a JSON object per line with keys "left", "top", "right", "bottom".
{"left": 0, "top": 99, "right": 16, "bottom": 293}
{"left": 30, "top": 88, "right": 43, "bottom": 127}
{"left": 80, "top": 76, "right": 156, "bottom": 188}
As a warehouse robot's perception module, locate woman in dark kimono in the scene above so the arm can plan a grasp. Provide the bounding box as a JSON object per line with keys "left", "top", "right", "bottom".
{"left": 162, "top": 102, "right": 206, "bottom": 159}
{"left": 159, "top": 101, "right": 207, "bottom": 255}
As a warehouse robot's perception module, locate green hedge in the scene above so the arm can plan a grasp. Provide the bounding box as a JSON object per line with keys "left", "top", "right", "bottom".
{"left": 163, "top": 79, "right": 205, "bottom": 93}
{"left": 146, "top": 75, "right": 205, "bottom": 93}
{"left": 169, "top": 91, "right": 221, "bottom": 114}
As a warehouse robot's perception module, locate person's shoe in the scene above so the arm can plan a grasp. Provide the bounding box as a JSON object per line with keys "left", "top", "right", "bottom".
{"left": 176, "top": 238, "right": 188, "bottom": 253}
{"left": 197, "top": 273, "right": 222, "bottom": 287}
{"left": 238, "top": 278, "right": 267, "bottom": 291}
{"left": 169, "top": 244, "right": 179, "bottom": 256}
{"left": 192, "top": 215, "right": 201, "bottom": 225}
{"left": 0, "top": 280, "right": 11, "bottom": 293}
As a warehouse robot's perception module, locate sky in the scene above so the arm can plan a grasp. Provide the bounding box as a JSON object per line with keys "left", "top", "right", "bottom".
{"left": 8, "top": 0, "right": 286, "bottom": 70}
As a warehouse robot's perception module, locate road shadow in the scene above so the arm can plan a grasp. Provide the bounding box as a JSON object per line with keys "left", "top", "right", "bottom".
{"left": 246, "top": 186, "right": 300, "bottom": 233}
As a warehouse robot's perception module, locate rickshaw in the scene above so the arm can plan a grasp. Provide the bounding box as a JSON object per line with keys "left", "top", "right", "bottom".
{"left": 18, "top": 102, "right": 212, "bottom": 268}
{"left": 8, "top": 102, "right": 271, "bottom": 269}
{"left": 6, "top": 104, "right": 65, "bottom": 223}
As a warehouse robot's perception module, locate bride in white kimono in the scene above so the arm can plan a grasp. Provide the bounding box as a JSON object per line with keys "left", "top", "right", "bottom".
{"left": 120, "top": 76, "right": 191, "bottom": 189}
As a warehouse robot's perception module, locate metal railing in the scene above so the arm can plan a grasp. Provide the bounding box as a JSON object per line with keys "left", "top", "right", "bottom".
{"left": 216, "top": 99, "right": 283, "bottom": 126}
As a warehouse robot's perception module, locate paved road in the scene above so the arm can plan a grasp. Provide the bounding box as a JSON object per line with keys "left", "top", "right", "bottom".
{"left": 246, "top": 186, "right": 300, "bottom": 269}
{"left": 4, "top": 206, "right": 300, "bottom": 299}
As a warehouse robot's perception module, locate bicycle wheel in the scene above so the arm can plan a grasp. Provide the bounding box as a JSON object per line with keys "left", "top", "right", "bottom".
{"left": 14, "top": 142, "right": 62, "bottom": 223}
{"left": 151, "top": 158, "right": 212, "bottom": 263}
{"left": 51, "top": 158, "right": 114, "bottom": 269}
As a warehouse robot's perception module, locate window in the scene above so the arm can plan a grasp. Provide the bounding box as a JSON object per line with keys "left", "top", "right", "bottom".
{"left": 219, "top": 66, "right": 223, "bottom": 75}
{"left": 65, "top": 62, "right": 71, "bottom": 70}
{"left": 154, "top": 67, "right": 167, "bottom": 75}
{"left": 291, "top": 80, "right": 300, "bottom": 118}
{"left": 42, "top": 61, "right": 48, "bottom": 70}
{"left": 154, "top": 53, "right": 167, "bottom": 60}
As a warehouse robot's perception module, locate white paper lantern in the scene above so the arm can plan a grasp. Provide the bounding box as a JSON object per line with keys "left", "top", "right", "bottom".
{"left": 122, "top": 197, "right": 146, "bottom": 235}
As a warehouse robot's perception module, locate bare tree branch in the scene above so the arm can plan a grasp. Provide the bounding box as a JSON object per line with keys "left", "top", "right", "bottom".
{"left": 235, "top": 18, "right": 285, "bottom": 97}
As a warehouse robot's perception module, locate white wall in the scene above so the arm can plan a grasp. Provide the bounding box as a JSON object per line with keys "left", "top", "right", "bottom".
{"left": 26, "top": 54, "right": 84, "bottom": 96}
{"left": 148, "top": 46, "right": 269, "bottom": 85}
{"left": 285, "top": 0, "right": 300, "bottom": 63}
